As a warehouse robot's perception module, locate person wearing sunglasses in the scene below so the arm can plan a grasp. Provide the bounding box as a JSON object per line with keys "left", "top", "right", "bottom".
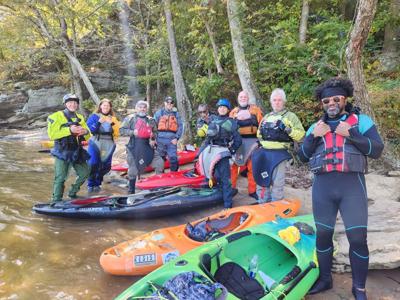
{"left": 298, "top": 78, "right": 384, "bottom": 299}
{"left": 196, "top": 103, "right": 216, "bottom": 138}
{"left": 154, "top": 96, "right": 183, "bottom": 172}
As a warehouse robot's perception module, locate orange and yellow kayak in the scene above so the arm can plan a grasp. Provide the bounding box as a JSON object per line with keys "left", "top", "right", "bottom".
{"left": 99, "top": 198, "right": 301, "bottom": 276}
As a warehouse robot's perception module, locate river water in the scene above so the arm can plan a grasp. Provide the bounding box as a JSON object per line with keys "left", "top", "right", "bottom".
{"left": 0, "top": 129, "right": 221, "bottom": 299}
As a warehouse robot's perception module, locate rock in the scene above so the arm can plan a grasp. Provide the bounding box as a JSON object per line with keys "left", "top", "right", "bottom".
{"left": 88, "top": 70, "right": 126, "bottom": 92}
{"left": 13, "top": 81, "right": 30, "bottom": 91}
{"left": 0, "top": 92, "right": 28, "bottom": 119}
{"left": 331, "top": 173, "right": 400, "bottom": 272}
{"left": 388, "top": 170, "right": 400, "bottom": 177}
{"left": 22, "top": 86, "right": 67, "bottom": 113}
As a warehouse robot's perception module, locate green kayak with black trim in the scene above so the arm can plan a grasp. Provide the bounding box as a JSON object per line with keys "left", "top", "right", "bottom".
{"left": 115, "top": 214, "right": 319, "bottom": 300}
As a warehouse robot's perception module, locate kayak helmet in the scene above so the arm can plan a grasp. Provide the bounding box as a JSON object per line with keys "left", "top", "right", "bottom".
{"left": 216, "top": 98, "right": 231, "bottom": 110}
{"left": 164, "top": 96, "right": 174, "bottom": 104}
{"left": 63, "top": 94, "right": 80, "bottom": 104}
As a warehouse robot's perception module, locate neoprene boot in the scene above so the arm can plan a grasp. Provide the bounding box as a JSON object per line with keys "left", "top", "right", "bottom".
{"left": 308, "top": 249, "right": 333, "bottom": 295}
{"left": 352, "top": 287, "right": 367, "bottom": 300}
{"left": 128, "top": 178, "right": 136, "bottom": 194}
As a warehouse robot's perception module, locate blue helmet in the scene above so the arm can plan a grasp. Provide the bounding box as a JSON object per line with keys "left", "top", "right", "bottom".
{"left": 216, "top": 98, "right": 231, "bottom": 110}
{"left": 63, "top": 93, "right": 79, "bottom": 104}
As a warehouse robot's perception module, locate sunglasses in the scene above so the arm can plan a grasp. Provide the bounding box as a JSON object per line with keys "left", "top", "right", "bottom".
{"left": 321, "top": 96, "right": 345, "bottom": 105}
{"left": 165, "top": 101, "right": 174, "bottom": 105}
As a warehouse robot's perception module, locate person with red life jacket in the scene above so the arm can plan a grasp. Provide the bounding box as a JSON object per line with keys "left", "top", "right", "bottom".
{"left": 154, "top": 96, "right": 183, "bottom": 172}
{"left": 229, "top": 91, "right": 263, "bottom": 200}
{"left": 86, "top": 99, "right": 120, "bottom": 192}
{"left": 298, "top": 78, "right": 384, "bottom": 300}
{"left": 120, "top": 100, "right": 164, "bottom": 194}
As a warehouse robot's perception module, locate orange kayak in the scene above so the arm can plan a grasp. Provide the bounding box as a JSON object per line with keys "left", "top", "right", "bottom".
{"left": 99, "top": 198, "right": 301, "bottom": 276}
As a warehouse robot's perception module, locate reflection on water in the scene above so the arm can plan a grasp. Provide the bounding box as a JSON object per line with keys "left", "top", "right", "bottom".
{"left": 0, "top": 130, "right": 221, "bottom": 299}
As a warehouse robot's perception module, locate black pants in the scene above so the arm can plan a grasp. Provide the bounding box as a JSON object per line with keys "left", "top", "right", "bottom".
{"left": 312, "top": 172, "right": 369, "bottom": 289}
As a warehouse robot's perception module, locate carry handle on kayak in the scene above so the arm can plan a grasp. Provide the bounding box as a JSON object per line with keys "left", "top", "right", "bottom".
{"left": 226, "top": 230, "right": 251, "bottom": 243}
{"left": 276, "top": 261, "right": 317, "bottom": 300}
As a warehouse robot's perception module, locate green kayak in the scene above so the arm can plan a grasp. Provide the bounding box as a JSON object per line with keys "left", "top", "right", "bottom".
{"left": 116, "top": 215, "right": 319, "bottom": 300}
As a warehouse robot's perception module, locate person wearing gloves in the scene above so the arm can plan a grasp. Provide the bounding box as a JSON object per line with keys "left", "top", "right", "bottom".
{"left": 198, "top": 98, "right": 242, "bottom": 209}
{"left": 120, "top": 100, "right": 164, "bottom": 194}
{"left": 47, "top": 94, "right": 91, "bottom": 202}
{"left": 253, "top": 88, "right": 305, "bottom": 202}
{"left": 196, "top": 103, "right": 216, "bottom": 138}
{"left": 154, "top": 96, "right": 183, "bottom": 172}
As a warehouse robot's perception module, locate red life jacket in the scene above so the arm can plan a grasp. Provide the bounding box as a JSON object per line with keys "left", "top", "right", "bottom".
{"left": 134, "top": 117, "right": 153, "bottom": 139}
{"left": 309, "top": 114, "right": 367, "bottom": 174}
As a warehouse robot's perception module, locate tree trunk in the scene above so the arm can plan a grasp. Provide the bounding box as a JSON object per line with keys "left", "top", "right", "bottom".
{"left": 70, "top": 63, "right": 83, "bottom": 102}
{"left": 204, "top": 18, "right": 224, "bottom": 74}
{"left": 345, "top": 0, "right": 378, "bottom": 118}
{"left": 381, "top": 0, "right": 400, "bottom": 71}
{"left": 226, "top": 0, "right": 261, "bottom": 106}
{"left": 163, "top": 0, "right": 193, "bottom": 143}
{"left": 64, "top": 50, "right": 100, "bottom": 105}
{"left": 299, "top": 0, "right": 309, "bottom": 44}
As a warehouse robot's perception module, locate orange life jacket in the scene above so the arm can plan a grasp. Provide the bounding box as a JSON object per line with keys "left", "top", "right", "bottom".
{"left": 230, "top": 105, "right": 262, "bottom": 136}
{"left": 158, "top": 114, "right": 178, "bottom": 133}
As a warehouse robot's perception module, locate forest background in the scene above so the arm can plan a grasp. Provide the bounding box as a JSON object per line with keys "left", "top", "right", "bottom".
{"left": 0, "top": 0, "right": 399, "bottom": 166}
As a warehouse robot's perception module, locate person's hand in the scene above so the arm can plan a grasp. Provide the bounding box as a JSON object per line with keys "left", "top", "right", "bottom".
{"left": 99, "top": 116, "right": 112, "bottom": 123}
{"left": 171, "top": 138, "right": 178, "bottom": 145}
{"left": 312, "top": 121, "right": 330, "bottom": 137}
{"left": 77, "top": 127, "right": 88, "bottom": 136}
{"left": 335, "top": 121, "right": 351, "bottom": 137}
{"left": 149, "top": 140, "right": 156, "bottom": 148}
{"left": 133, "top": 129, "right": 138, "bottom": 136}
{"left": 70, "top": 125, "right": 81, "bottom": 135}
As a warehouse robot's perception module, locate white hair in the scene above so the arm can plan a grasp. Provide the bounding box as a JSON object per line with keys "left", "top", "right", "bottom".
{"left": 270, "top": 88, "right": 287, "bottom": 103}
{"left": 135, "top": 100, "right": 149, "bottom": 109}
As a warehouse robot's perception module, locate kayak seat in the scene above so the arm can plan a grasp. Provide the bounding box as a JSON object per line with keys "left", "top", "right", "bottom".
{"left": 214, "top": 262, "right": 265, "bottom": 300}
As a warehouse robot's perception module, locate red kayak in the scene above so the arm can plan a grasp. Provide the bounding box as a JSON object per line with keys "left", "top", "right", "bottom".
{"left": 136, "top": 169, "right": 207, "bottom": 190}
{"left": 111, "top": 149, "right": 199, "bottom": 173}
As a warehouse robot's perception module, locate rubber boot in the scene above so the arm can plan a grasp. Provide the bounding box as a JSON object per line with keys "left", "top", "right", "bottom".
{"left": 128, "top": 178, "right": 136, "bottom": 194}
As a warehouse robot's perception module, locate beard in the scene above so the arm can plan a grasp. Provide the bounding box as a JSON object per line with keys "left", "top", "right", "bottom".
{"left": 137, "top": 112, "right": 147, "bottom": 117}
{"left": 325, "top": 104, "right": 341, "bottom": 118}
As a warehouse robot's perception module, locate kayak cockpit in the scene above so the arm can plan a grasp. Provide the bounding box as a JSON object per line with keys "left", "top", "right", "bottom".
{"left": 198, "top": 231, "right": 299, "bottom": 298}
{"left": 185, "top": 212, "right": 249, "bottom": 242}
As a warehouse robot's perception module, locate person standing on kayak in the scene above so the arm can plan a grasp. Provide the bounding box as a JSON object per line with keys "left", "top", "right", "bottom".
{"left": 120, "top": 100, "right": 164, "bottom": 194}
{"left": 47, "top": 94, "right": 91, "bottom": 202}
{"left": 198, "top": 98, "right": 242, "bottom": 209}
{"left": 86, "top": 99, "right": 120, "bottom": 193}
{"left": 229, "top": 91, "right": 263, "bottom": 200}
{"left": 196, "top": 103, "right": 216, "bottom": 138}
{"left": 298, "top": 78, "right": 384, "bottom": 299}
{"left": 154, "top": 96, "right": 183, "bottom": 172}
{"left": 254, "top": 88, "right": 305, "bottom": 202}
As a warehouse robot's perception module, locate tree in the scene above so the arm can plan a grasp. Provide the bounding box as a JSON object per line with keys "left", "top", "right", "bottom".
{"left": 163, "top": 0, "right": 193, "bottom": 142}
{"left": 345, "top": 0, "right": 378, "bottom": 117}
{"left": 299, "top": 0, "right": 310, "bottom": 44}
{"left": 0, "top": 0, "right": 114, "bottom": 105}
{"left": 226, "top": 0, "right": 261, "bottom": 105}
{"left": 381, "top": 0, "right": 400, "bottom": 71}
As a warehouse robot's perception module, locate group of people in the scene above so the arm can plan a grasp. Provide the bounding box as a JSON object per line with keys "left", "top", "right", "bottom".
{"left": 47, "top": 95, "right": 183, "bottom": 201}
{"left": 47, "top": 77, "right": 384, "bottom": 300}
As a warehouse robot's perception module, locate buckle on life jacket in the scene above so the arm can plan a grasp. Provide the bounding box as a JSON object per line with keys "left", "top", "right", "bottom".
{"left": 324, "top": 158, "right": 342, "bottom": 165}
{"left": 325, "top": 146, "right": 343, "bottom": 154}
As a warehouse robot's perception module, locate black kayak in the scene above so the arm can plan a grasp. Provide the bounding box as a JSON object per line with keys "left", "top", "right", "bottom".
{"left": 32, "top": 187, "right": 233, "bottom": 219}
